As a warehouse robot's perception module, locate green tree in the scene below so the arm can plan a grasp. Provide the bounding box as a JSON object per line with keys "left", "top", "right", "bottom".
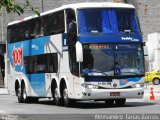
{"left": 0, "top": 0, "right": 40, "bottom": 16}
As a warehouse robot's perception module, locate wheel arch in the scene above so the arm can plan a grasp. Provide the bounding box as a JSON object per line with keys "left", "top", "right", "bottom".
{"left": 153, "top": 77, "right": 160, "bottom": 80}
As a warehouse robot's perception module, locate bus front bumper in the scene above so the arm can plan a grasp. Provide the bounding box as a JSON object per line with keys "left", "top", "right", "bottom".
{"left": 78, "top": 88, "right": 144, "bottom": 100}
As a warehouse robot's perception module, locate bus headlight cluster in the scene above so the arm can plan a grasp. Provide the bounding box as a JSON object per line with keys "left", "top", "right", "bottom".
{"left": 81, "top": 83, "right": 99, "bottom": 89}
{"left": 131, "top": 83, "right": 145, "bottom": 88}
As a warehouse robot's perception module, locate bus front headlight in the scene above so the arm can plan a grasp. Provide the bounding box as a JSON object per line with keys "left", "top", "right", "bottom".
{"left": 81, "top": 83, "right": 99, "bottom": 89}
{"left": 131, "top": 83, "right": 144, "bottom": 88}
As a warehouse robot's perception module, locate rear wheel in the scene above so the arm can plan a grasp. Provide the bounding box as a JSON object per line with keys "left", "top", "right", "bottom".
{"left": 153, "top": 78, "right": 160, "bottom": 85}
{"left": 21, "top": 84, "right": 29, "bottom": 103}
{"left": 105, "top": 99, "right": 114, "bottom": 106}
{"left": 17, "top": 84, "right": 38, "bottom": 103}
{"left": 17, "top": 87, "right": 23, "bottom": 103}
{"left": 115, "top": 99, "right": 126, "bottom": 106}
{"left": 52, "top": 87, "right": 62, "bottom": 106}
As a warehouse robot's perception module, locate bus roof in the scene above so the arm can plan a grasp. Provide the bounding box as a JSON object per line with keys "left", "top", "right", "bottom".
{"left": 8, "top": 2, "right": 135, "bottom": 26}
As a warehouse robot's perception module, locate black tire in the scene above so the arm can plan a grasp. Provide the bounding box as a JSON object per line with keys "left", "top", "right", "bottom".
{"left": 62, "top": 85, "right": 75, "bottom": 107}
{"left": 17, "top": 87, "right": 23, "bottom": 103}
{"left": 105, "top": 99, "right": 114, "bottom": 106}
{"left": 21, "top": 84, "right": 29, "bottom": 103}
{"left": 52, "top": 87, "right": 62, "bottom": 106}
{"left": 17, "top": 84, "right": 38, "bottom": 103}
{"left": 153, "top": 78, "right": 160, "bottom": 85}
{"left": 115, "top": 99, "right": 126, "bottom": 106}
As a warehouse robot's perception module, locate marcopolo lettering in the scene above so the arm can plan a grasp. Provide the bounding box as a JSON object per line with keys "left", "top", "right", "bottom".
{"left": 121, "top": 37, "right": 133, "bottom": 41}
{"left": 121, "top": 37, "right": 139, "bottom": 42}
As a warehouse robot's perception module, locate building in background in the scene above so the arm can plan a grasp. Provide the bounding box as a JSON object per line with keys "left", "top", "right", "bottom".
{"left": 147, "top": 32, "right": 160, "bottom": 71}
{"left": 0, "top": 44, "right": 6, "bottom": 88}
{"left": 0, "top": 0, "right": 159, "bottom": 44}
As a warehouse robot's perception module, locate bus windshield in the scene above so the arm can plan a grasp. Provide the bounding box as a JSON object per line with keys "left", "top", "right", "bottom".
{"left": 82, "top": 44, "right": 144, "bottom": 76}
{"left": 78, "top": 8, "right": 140, "bottom": 35}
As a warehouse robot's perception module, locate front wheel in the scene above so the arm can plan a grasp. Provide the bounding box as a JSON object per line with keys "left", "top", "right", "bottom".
{"left": 105, "top": 99, "right": 114, "bottom": 106}
{"left": 115, "top": 99, "right": 126, "bottom": 106}
{"left": 62, "top": 86, "right": 75, "bottom": 107}
{"left": 153, "top": 78, "right": 160, "bottom": 85}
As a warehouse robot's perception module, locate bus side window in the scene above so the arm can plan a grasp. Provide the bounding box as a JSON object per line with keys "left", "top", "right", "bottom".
{"left": 32, "top": 56, "right": 37, "bottom": 73}
{"left": 19, "top": 22, "right": 29, "bottom": 41}
{"left": 48, "top": 53, "right": 58, "bottom": 73}
{"left": 7, "top": 27, "right": 11, "bottom": 43}
{"left": 38, "top": 17, "right": 45, "bottom": 37}
{"left": 56, "top": 11, "right": 65, "bottom": 33}
{"left": 10, "top": 25, "right": 19, "bottom": 43}
{"left": 24, "top": 56, "right": 31, "bottom": 74}
{"left": 37, "top": 55, "right": 46, "bottom": 73}
{"left": 30, "top": 18, "right": 41, "bottom": 38}
{"left": 52, "top": 11, "right": 65, "bottom": 34}
{"left": 43, "top": 11, "right": 65, "bottom": 36}
{"left": 66, "top": 9, "right": 77, "bottom": 47}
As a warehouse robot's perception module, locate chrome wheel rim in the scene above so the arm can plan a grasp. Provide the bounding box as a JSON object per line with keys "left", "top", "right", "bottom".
{"left": 23, "top": 87, "right": 27, "bottom": 100}
{"left": 54, "top": 88, "right": 59, "bottom": 100}
{"left": 17, "top": 87, "right": 21, "bottom": 97}
{"left": 63, "top": 88, "right": 68, "bottom": 101}
{"left": 154, "top": 79, "right": 160, "bottom": 85}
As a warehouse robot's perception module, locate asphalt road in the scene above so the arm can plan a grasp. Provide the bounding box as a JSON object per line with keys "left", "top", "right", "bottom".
{"left": 0, "top": 95, "right": 158, "bottom": 114}
{"left": 0, "top": 84, "right": 160, "bottom": 120}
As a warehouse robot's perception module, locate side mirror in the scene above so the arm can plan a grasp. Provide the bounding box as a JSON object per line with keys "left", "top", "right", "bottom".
{"left": 75, "top": 41, "right": 83, "bottom": 62}
{"left": 142, "top": 42, "right": 146, "bottom": 46}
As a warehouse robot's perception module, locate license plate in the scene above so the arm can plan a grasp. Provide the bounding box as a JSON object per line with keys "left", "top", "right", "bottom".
{"left": 110, "top": 92, "right": 120, "bottom": 96}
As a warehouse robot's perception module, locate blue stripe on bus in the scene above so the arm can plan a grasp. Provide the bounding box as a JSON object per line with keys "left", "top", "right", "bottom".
{"left": 8, "top": 36, "right": 50, "bottom": 57}
{"left": 78, "top": 35, "right": 142, "bottom": 43}
{"left": 7, "top": 36, "right": 50, "bottom": 72}
{"left": 27, "top": 74, "right": 46, "bottom": 96}
{"left": 8, "top": 36, "right": 50, "bottom": 96}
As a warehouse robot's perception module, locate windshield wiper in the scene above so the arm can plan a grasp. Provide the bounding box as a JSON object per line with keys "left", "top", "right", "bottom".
{"left": 90, "top": 70, "right": 112, "bottom": 79}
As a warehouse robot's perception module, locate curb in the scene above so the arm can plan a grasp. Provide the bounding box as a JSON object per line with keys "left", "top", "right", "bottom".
{"left": 0, "top": 88, "right": 9, "bottom": 95}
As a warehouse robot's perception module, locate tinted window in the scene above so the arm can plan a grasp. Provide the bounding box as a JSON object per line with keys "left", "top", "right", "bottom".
{"left": 48, "top": 53, "right": 58, "bottom": 73}
{"left": 7, "top": 11, "right": 65, "bottom": 43}
{"left": 43, "top": 11, "right": 65, "bottom": 35}
{"left": 7, "top": 25, "right": 19, "bottom": 43}
{"left": 78, "top": 9, "right": 140, "bottom": 35}
{"left": 82, "top": 44, "right": 144, "bottom": 76}
{"left": 24, "top": 53, "right": 58, "bottom": 74}
{"left": 19, "top": 22, "right": 29, "bottom": 41}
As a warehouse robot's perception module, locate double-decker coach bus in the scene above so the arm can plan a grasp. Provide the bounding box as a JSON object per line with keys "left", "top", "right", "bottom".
{"left": 6, "top": 2, "right": 145, "bottom": 107}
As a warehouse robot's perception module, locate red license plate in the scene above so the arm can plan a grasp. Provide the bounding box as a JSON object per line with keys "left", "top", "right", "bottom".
{"left": 110, "top": 92, "right": 120, "bottom": 96}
